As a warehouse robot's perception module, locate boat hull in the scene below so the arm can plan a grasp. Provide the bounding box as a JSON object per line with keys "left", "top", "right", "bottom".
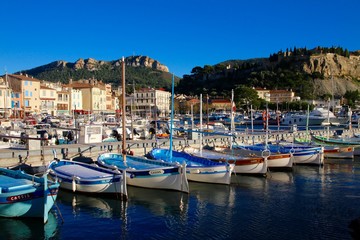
{"left": 292, "top": 149, "right": 324, "bottom": 165}
{"left": 324, "top": 146, "right": 354, "bottom": 159}
{"left": 148, "top": 148, "right": 233, "bottom": 185}
{"left": 48, "top": 160, "right": 127, "bottom": 199}
{"left": 97, "top": 153, "right": 189, "bottom": 193}
{"left": 185, "top": 147, "right": 267, "bottom": 175}
{"left": 0, "top": 168, "right": 59, "bottom": 223}
{"left": 231, "top": 147, "right": 293, "bottom": 168}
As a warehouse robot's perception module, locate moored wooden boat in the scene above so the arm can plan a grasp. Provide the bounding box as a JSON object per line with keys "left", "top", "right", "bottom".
{"left": 231, "top": 145, "right": 293, "bottom": 168}
{"left": 48, "top": 160, "right": 127, "bottom": 199}
{"left": 183, "top": 146, "right": 268, "bottom": 175}
{"left": 294, "top": 137, "right": 354, "bottom": 159}
{"left": 0, "top": 168, "right": 59, "bottom": 223}
{"left": 147, "top": 148, "right": 234, "bottom": 185}
{"left": 238, "top": 143, "right": 324, "bottom": 166}
{"left": 97, "top": 153, "right": 189, "bottom": 193}
{"left": 311, "top": 134, "right": 360, "bottom": 146}
{"left": 323, "top": 146, "right": 354, "bottom": 159}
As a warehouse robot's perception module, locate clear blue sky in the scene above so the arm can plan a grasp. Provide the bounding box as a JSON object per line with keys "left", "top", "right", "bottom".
{"left": 1, "top": 0, "right": 359, "bottom": 78}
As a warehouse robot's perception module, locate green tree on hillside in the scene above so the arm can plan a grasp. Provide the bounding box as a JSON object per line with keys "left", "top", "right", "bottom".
{"left": 234, "top": 85, "right": 260, "bottom": 110}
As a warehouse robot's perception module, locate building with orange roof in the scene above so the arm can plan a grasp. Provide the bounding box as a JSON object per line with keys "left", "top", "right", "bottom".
{"left": 67, "top": 78, "right": 107, "bottom": 114}
{"left": 6, "top": 73, "right": 41, "bottom": 117}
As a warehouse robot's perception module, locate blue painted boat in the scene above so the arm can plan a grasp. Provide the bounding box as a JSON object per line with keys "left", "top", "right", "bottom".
{"left": 147, "top": 148, "right": 234, "bottom": 185}
{"left": 240, "top": 143, "right": 324, "bottom": 165}
{"left": 48, "top": 160, "right": 127, "bottom": 199}
{"left": 0, "top": 168, "right": 59, "bottom": 223}
{"left": 97, "top": 153, "right": 189, "bottom": 193}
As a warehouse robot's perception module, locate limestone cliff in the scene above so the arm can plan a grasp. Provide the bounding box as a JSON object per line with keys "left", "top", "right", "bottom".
{"left": 303, "top": 53, "right": 360, "bottom": 80}
{"left": 72, "top": 56, "right": 169, "bottom": 72}
{"left": 303, "top": 53, "right": 360, "bottom": 96}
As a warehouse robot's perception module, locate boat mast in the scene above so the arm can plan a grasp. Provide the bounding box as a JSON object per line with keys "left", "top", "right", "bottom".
{"left": 169, "top": 74, "right": 175, "bottom": 160}
{"left": 199, "top": 94, "right": 203, "bottom": 156}
{"left": 306, "top": 104, "right": 310, "bottom": 136}
{"left": 121, "top": 56, "right": 126, "bottom": 161}
{"left": 230, "top": 89, "right": 234, "bottom": 149}
{"left": 4, "top": 71, "right": 8, "bottom": 120}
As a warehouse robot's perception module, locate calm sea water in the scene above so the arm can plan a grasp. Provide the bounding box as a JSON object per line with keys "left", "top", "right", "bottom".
{"left": 1, "top": 159, "right": 360, "bottom": 240}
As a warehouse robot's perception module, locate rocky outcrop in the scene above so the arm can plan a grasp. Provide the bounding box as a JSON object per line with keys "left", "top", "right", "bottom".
{"left": 125, "top": 56, "right": 169, "bottom": 72}
{"left": 72, "top": 56, "right": 169, "bottom": 72}
{"left": 303, "top": 53, "right": 360, "bottom": 80}
{"left": 301, "top": 53, "right": 360, "bottom": 96}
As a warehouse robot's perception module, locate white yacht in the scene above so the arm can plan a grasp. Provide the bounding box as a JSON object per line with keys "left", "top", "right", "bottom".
{"left": 281, "top": 107, "right": 338, "bottom": 126}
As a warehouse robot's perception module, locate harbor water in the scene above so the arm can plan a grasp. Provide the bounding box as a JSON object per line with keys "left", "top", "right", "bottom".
{"left": 1, "top": 158, "right": 360, "bottom": 240}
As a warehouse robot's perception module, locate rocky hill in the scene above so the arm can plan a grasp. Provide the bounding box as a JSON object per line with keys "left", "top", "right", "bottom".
{"left": 304, "top": 53, "right": 360, "bottom": 97}
{"left": 177, "top": 47, "right": 360, "bottom": 99}
{"left": 18, "top": 56, "right": 174, "bottom": 91}
{"left": 15, "top": 47, "right": 360, "bottom": 99}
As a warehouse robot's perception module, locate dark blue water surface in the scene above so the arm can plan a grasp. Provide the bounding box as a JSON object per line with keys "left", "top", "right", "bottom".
{"left": 1, "top": 159, "right": 360, "bottom": 240}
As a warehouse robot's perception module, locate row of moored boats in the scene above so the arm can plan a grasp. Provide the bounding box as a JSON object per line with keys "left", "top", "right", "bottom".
{"left": 1, "top": 130, "right": 358, "bottom": 224}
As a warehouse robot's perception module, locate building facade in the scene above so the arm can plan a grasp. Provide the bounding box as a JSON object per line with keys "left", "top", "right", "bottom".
{"left": 131, "top": 88, "right": 171, "bottom": 118}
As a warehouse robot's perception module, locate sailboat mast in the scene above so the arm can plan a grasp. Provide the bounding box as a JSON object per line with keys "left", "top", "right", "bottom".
{"left": 121, "top": 57, "right": 127, "bottom": 160}
{"left": 199, "top": 94, "right": 203, "bottom": 156}
{"left": 230, "top": 89, "right": 234, "bottom": 150}
{"left": 4, "top": 71, "right": 8, "bottom": 120}
{"left": 169, "top": 74, "right": 175, "bottom": 160}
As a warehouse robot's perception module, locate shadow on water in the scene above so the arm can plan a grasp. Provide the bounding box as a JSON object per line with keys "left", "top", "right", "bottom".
{"left": 0, "top": 212, "right": 58, "bottom": 240}
{"left": 349, "top": 217, "right": 360, "bottom": 240}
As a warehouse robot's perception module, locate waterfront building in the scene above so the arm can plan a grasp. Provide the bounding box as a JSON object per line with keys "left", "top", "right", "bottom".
{"left": 211, "top": 99, "right": 231, "bottom": 113}
{"left": 105, "top": 84, "right": 115, "bottom": 113}
{"left": 71, "top": 88, "right": 83, "bottom": 114}
{"left": 0, "top": 75, "right": 12, "bottom": 119}
{"left": 255, "top": 87, "right": 296, "bottom": 103}
{"left": 6, "top": 74, "right": 41, "bottom": 116}
{"left": 130, "top": 88, "right": 171, "bottom": 118}
{"left": 40, "top": 84, "right": 57, "bottom": 115}
{"left": 269, "top": 89, "right": 296, "bottom": 103}
{"left": 68, "top": 78, "right": 107, "bottom": 114}
{"left": 56, "top": 88, "right": 70, "bottom": 116}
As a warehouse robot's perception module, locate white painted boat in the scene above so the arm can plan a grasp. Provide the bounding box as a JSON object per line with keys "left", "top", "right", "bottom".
{"left": 323, "top": 146, "right": 354, "bottom": 159}
{"left": 184, "top": 146, "right": 267, "bottom": 175}
{"left": 148, "top": 148, "right": 234, "bottom": 185}
{"left": 232, "top": 145, "right": 293, "bottom": 168}
{"left": 48, "top": 160, "right": 127, "bottom": 199}
{"left": 268, "top": 143, "right": 324, "bottom": 165}
{"left": 97, "top": 153, "right": 189, "bottom": 193}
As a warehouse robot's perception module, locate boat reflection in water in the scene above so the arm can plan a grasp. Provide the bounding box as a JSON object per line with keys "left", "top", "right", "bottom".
{"left": 57, "top": 190, "right": 126, "bottom": 219}
{"left": 3, "top": 159, "right": 359, "bottom": 239}
{"left": 190, "top": 182, "right": 236, "bottom": 207}
{"left": 127, "top": 186, "right": 189, "bottom": 216}
{"left": 0, "top": 212, "right": 58, "bottom": 239}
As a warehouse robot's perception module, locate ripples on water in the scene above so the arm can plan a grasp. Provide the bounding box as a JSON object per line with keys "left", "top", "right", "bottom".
{"left": 1, "top": 159, "right": 360, "bottom": 240}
